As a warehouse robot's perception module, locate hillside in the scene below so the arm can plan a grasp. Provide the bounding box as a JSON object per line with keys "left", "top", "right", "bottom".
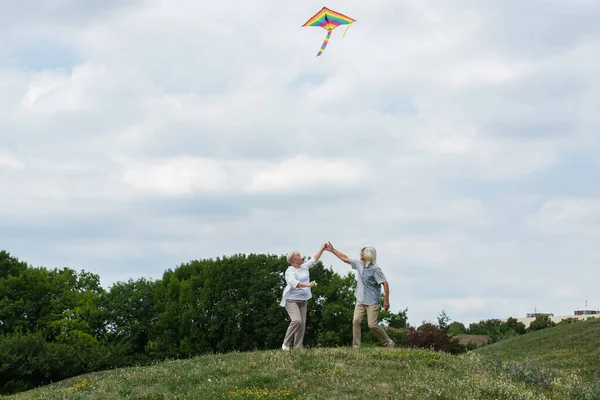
{"left": 475, "top": 317, "right": 600, "bottom": 381}
{"left": 4, "top": 345, "right": 597, "bottom": 400}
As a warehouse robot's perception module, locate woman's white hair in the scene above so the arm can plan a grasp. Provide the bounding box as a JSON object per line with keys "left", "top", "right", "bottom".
{"left": 287, "top": 251, "right": 300, "bottom": 264}
{"left": 362, "top": 246, "right": 377, "bottom": 266}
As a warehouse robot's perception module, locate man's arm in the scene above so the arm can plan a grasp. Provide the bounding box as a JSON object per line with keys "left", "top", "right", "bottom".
{"left": 325, "top": 242, "right": 350, "bottom": 264}
{"left": 382, "top": 281, "right": 390, "bottom": 311}
{"left": 374, "top": 267, "right": 390, "bottom": 311}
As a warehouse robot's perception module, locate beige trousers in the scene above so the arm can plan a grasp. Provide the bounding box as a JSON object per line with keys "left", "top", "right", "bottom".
{"left": 283, "top": 300, "right": 307, "bottom": 349}
{"left": 352, "top": 301, "right": 391, "bottom": 347}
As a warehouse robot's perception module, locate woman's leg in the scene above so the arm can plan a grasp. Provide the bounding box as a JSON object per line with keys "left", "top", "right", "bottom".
{"left": 283, "top": 300, "right": 302, "bottom": 348}
{"left": 294, "top": 300, "right": 308, "bottom": 349}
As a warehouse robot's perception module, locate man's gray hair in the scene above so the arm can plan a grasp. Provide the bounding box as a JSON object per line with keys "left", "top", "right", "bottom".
{"left": 287, "top": 251, "right": 300, "bottom": 264}
{"left": 362, "top": 246, "right": 377, "bottom": 265}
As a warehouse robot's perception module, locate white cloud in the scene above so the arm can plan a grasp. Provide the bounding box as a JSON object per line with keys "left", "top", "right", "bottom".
{"left": 247, "top": 155, "right": 367, "bottom": 193}
{"left": 0, "top": 153, "right": 24, "bottom": 169}
{"left": 524, "top": 197, "right": 600, "bottom": 236}
{"left": 121, "top": 156, "right": 229, "bottom": 196}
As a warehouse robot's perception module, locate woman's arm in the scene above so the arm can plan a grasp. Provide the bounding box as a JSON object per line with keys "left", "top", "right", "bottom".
{"left": 285, "top": 268, "right": 315, "bottom": 288}
{"left": 312, "top": 243, "right": 326, "bottom": 262}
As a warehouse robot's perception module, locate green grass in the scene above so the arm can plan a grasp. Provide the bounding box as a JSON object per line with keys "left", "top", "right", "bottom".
{"left": 475, "top": 317, "right": 600, "bottom": 381}
{"left": 5, "top": 319, "right": 600, "bottom": 399}
{"left": 3, "top": 345, "right": 597, "bottom": 400}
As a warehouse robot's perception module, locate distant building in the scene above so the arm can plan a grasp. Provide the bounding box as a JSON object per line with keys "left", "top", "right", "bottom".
{"left": 574, "top": 309, "right": 600, "bottom": 316}
{"left": 526, "top": 312, "right": 554, "bottom": 318}
{"left": 501, "top": 306, "right": 600, "bottom": 328}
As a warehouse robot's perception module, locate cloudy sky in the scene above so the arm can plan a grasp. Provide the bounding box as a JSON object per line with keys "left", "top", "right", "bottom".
{"left": 1, "top": 0, "right": 599, "bottom": 326}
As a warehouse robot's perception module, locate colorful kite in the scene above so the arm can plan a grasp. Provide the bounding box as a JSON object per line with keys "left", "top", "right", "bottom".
{"left": 302, "top": 7, "right": 356, "bottom": 57}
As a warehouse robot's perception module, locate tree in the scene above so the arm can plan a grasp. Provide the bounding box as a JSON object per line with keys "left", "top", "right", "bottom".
{"left": 437, "top": 310, "right": 451, "bottom": 331}
{"left": 447, "top": 321, "right": 467, "bottom": 335}
{"left": 527, "top": 315, "right": 556, "bottom": 332}
{"left": 0, "top": 251, "right": 28, "bottom": 280}
{"left": 382, "top": 308, "right": 409, "bottom": 329}
{"left": 505, "top": 317, "right": 526, "bottom": 335}
{"left": 101, "top": 277, "right": 159, "bottom": 358}
{"left": 468, "top": 319, "right": 512, "bottom": 343}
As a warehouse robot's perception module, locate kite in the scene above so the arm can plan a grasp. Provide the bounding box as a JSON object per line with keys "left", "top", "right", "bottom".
{"left": 302, "top": 7, "right": 356, "bottom": 57}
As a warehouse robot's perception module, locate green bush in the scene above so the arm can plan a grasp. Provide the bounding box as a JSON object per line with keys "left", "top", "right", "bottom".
{"left": 558, "top": 317, "right": 581, "bottom": 325}
{"left": 0, "top": 332, "right": 130, "bottom": 395}
{"left": 527, "top": 315, "right": 556, "bottom": 332}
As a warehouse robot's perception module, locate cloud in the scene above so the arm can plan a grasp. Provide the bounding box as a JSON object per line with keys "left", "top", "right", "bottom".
{"left": 247, "top": 155, "right": 368, "bottom": 193}
{"left": 1, "top": 0, "right": 599, "bottom": 327}
{"left": 121, "top": 156, "right": 230, "bottom": 196}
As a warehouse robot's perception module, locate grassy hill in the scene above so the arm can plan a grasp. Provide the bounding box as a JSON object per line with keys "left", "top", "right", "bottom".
{"left": 4, "top": 342, "right": 599, "bottom": 400}
{"left": 5, "top": 318, "right": 600, "bottom": 399}
{"left": 475, "top": 317, "right": 600, "bottom": 381}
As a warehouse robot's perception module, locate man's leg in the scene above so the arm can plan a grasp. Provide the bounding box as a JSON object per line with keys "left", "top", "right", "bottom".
{"left": 283, "top": 300, "right": 302, "bottom": 348}
{"left": 366, "top": 304, "right": 394, "bottom": 347}
{"left": 293, "top": 300, "right": 308, "bottom": 349}
{"left": 352, "top": 302, "right": 367, "bottom": 347}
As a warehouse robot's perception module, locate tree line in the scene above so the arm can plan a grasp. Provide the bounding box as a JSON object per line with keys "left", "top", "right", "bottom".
{"left": 1, "top": 250, "right": 408, "bottom": 394}
{"left": 0, "top": 249, "right": 563, "bottom": 395}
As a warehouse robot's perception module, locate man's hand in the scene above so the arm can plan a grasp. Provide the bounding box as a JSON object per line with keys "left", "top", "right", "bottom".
{"left": 383, "top": 299, "right": 390, "bottom": 311}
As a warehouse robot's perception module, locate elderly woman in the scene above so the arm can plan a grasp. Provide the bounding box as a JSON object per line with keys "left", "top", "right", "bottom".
{"left": 279, "top": 243, "right": 326, "bottom": 350}
{"left": 325, "top": 242, "right": 395, "bottom": 348}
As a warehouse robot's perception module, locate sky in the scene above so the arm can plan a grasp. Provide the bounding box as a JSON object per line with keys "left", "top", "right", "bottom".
{"left": 1, "top": 0, "right": 599, "bottom": 327}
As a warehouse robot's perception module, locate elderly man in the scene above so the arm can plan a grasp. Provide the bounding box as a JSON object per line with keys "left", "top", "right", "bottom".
{"left": 325, "top": 242, "right": 395, "bottom": 348}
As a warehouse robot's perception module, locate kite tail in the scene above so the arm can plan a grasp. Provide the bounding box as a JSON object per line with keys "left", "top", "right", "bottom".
{"left": 316, "top": 30, "right": 332, "bottom": 57}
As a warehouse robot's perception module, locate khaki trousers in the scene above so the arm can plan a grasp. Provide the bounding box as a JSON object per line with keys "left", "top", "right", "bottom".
{"left": 283, "top": 300, "right": 307, "bottom": 349}
{"left": 352, "top": 301, "right": 391, "bottom": 347}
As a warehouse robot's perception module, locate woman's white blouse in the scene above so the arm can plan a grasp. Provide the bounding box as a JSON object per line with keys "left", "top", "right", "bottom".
{"left": 280, "top": 257, "right": 316, "bottom": 307}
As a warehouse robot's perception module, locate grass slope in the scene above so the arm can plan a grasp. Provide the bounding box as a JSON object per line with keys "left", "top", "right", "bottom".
{"left": 475, "top": 317, "right": 600, "bottom": 381}
{"left": 4, "top": 345, "right": 597, "bottom": 400}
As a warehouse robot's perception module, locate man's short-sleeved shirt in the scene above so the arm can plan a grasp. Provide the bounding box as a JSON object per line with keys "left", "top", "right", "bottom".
{"left": 349, "top": 259, "right": 387, "bottom": 305}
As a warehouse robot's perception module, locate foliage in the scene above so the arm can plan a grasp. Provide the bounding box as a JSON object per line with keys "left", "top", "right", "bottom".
{"left": 527, "top": 315, "right": 556, "bottom": 332}
{"left": 558, "top": 317, "right": 582, "bottom": 325}
{"left": 403, "top": 322, "right": 466, "bottom": 354}
{"left": 447, "top": 321, "right": 467, "bottom": 335}
{"left": 101, "top": 277, "right": 159, "bottom": 360}
{"left": 0, "top": 262, "right": 105, "bottom": 340}
{"left": 0, "top": 250, "right": 28, "bottom": 279}
{"left": 505, "top": 317, "right": 526, "bottom": 335}
{"left": 437, "top": 309, "right": 451, "bottom": 331}
{"left": 468, "top": 318, "right": 523, "bottom": 343}
{"left": 0, "top": 332, "right": 112, "bottom": 395}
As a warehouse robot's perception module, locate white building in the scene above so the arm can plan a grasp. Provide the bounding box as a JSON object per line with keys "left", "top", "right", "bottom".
{"left": 502, "top": 309, "right": 600, "bottom": 328}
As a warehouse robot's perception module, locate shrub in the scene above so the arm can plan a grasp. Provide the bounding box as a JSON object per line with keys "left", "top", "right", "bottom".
{"left": 527, "top": 315, "right": 556, "bottom": 332}
{"left": 447, "top": 321, "right": 467, "bottom": 335}
{"left": 0, "top": 332, "right": 127, "bottom": 395}
{"left": 403, "top": 323, "right": 456, "bottom": 353}
{"left": 558, "top": 317, "right": 581, "bottom": 325}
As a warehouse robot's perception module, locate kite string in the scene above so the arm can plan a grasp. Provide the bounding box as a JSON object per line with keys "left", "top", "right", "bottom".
{"left": 342, "top": 23, "right": 353, "bottom": 39}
